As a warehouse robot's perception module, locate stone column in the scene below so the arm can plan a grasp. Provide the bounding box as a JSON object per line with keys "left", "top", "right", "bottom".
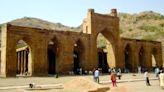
{"left": 89, "top": 37, "right": 98, "bottom": 69}
{"left": 32, "top": 38, "right": 48, "bottom": 76}
{"left": 81, "top": 41, "right": 90, "bottom": 71}
{"left": 27, "top": 46, "right": 33, "bottom": 76}
{"left": 114, "top": 44, "right": 122, "bottom": 68}
{"left": 20, "top": 51, "right": 24, "bottom": 75}
{"left": 23, "top": 50, "right": 27, "bottom": 74}
{"left": 133, "top": 49, "right": 139, "bottom": 72}
{"left": 145, "top": 50, "right": 152, "bottom": 71}
{"left": 0, "top": 24, "right": 17, "bottom": 77}
{"left": 131, "top": 47, "right": 137, "bottom": 72}
{"left": 17, "top": 52, "right": 21, "bottom": 74}
{"left": 57, "top": 40, "right": 74, "bottom": 74}
{"left": 156, "top": 49, "right": 163, "bottom": 68}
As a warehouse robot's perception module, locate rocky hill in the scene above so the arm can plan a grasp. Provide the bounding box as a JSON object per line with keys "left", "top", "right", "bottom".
{"left": 0, "top": 17, "right": 82, "bottom": 48}
{"left": 118, "top": 11, "right": 164, "bottom": 60}
{"left": 0, "top": 11, "right": 164, "bottom": 50}
{"left": 7, "top": 17, "right": 82, "bottom": 31}
{"left": 119, "top": 11, "right": 164, "bottom": 41}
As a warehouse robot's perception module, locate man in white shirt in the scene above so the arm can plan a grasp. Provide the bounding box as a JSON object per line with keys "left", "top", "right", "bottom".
{"left": 144, "top": 70, "right": 151, "bottom": 86}
{"left": 155, "top": 67, "right": 160, "bottom": 77}
{"left": 159, "top": 70, "right": 164, "bottom": 89}
{"left": 94, "top": 68, "right": 100, "bottom": 83}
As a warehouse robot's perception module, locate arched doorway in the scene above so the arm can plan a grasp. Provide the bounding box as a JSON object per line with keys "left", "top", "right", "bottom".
{"left": 124, "top": 44, "right": 132, "bottom": 72}
{"left": 151, "top": 48, "right": 158, "bottom": 69}
{"left": 97, "top": 33, "right": 115, "bottom": 73}
{"left": 73, "top": 39, "right": 84, "bottom": 74}
{"left": 16, "top": 40, "right": 31, "bottom": 76}
{"left": 139, "top": 46, "right": 146, "bottom": 70}
{"left": 47, "top": 37, "right": 59, "bottom": 75}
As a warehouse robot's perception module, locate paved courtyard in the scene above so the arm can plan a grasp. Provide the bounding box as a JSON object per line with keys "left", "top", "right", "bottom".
{"left": 0, "top": 73, "right": 163, "bottom": 92}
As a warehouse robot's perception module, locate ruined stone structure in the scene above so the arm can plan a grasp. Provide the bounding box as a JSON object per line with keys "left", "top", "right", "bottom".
{"left": 0, "top": 9, "right": 163, "bottom": 77}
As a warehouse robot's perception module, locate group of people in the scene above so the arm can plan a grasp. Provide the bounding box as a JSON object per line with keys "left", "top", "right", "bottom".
{"left": 154, "top": 67, "right": 164, "bottom": 89}
{"left": 92, "top": 67, "right": 164, "bottom": 89}
{"left": 93, "top": 68, "right": 120, "bottom": 87}
{"left": 144, "top": 69, "right": 164, "bottom": 89}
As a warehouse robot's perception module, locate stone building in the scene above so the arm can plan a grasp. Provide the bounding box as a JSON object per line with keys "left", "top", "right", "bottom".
{"left": 0, "top": 9, "right": 163, "bottom": 77}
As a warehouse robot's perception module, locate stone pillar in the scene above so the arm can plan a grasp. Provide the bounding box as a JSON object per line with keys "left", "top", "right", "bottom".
{"left": 27, "top": 47, "right": 32, "bottom": 76}
{"left": 20, "top": 51, "right": 24, "bottom": 74}
{"left": 155, "top": 48, "right": 163, "bottom": 68}
{"left": 17, "top": 52, "right": 21, "bottom": 74}
{"left": 57, "top": 40, "right": 74, "bottom": 74}
{"left": 89, "top": 37, "right": 98, "bottom": 69}
{"left": 114, "top": 44, "right": 122, "bottom": 68}
{"left": 131, "top": 47, "right": 137, "bottom": 72}
{"left": 32, "top": 38, "right": 48, "bottom": 76}
{"left": 133, "top": 49, "right": 139, "bottom": 72}
{"left": 81, "top": 41, "right": 90, "bottom": 71}
{"left": 23, "top": 50, "right": 27, "bottom": 73}
{"left": 0, "top": 24, "right": 17, "bottom": 77}
{"left": 145, "top": 50, "right": 152, "bottom": 71}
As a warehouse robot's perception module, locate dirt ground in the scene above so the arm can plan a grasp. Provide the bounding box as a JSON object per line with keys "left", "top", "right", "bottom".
{"left": 0, "top": 73, "right": 163, "bottom": 92}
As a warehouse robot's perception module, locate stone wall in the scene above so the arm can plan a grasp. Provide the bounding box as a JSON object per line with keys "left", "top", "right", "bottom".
{"left": 0, "top": 9, "right": 163, "bottom": 77}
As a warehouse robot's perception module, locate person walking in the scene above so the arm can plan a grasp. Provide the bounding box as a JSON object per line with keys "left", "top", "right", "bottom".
{"left": 117, "top": 68, "right": 122, "bottom": 80}
{"left": 155, "top": 67, "right": 160, "bottom": 77}
{"left": 159, "top": 70, "right": 164, "bottom": 89}
{"left": 92, "top": 68, "right": 96, "bottom": 81}
{"left": 111, "top": 71, "right": 117, "bottom": 87}
{"left": 94, "top": 68, "right": 100, "bottom": 83}
{"left": 138, "top": 66, "right": 141, "bottom": 73}
{"left": 144, "top": 70, "right": 151, "bottom": 86}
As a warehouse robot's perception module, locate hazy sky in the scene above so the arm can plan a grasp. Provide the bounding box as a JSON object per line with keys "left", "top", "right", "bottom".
{"left": 0, "top": 0, "right": 164, "bottom": 27}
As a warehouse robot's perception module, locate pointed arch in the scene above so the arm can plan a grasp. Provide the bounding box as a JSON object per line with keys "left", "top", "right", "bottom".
{"left": 124, "top": 44, "right": 133, "bottom": 72}
{"left": 96, "top": 28, "right": 116, "bottom": 72}
{"left": 47, "top": 36, "right": 60, "bottom": 74}
{"left": 97, "top": 28, "right": 117, "bottom": 47}
{"left": 16, "top": 37, "right": 32, "bottom": 76}
{"left": 138, "top": 46, "right": 146, "bottom": 68}
{"left": 73, "top": 38, "right": 85, "bottom": 74}
{"left": 151, "top": 48, "right": 158, "bottom": 67}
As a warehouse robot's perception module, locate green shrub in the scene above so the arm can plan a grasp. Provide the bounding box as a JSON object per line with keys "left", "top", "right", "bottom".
{"left": 160, "top": 23, "right": 164, "bottom": 27}
{"left": 128, "top": 28, "right": 132, "bottom": 32}
{"left": 142, "top": 35, "right": 156, "bottom": 41}
{"left": 142, "top": 31, "right": 164, "bottom": 41}
{"left": 139, "top": 25, "right": 159, "bottom": 32}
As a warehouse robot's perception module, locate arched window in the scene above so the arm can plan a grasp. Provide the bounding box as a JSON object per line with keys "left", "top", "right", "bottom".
{"left": 16, "top": 40, "right": 31, "bottom": 76}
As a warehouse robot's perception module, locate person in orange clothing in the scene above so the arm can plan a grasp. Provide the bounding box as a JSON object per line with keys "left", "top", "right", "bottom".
{"left": 111, "top": 71, "right": 117, "bottom": 87}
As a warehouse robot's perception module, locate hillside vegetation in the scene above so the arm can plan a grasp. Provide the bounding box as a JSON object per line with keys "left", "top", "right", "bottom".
{"left": 119, "top": 11, "right": 164, "bottom": 41}
{"left": 8, "top": 17, "right": 82, "bottom": 31}
{"left": 0, "top": 11, "right": 164, "bottom": 49}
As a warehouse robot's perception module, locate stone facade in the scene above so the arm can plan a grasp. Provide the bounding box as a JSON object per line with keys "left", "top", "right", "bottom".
{"left": 0, "top": 9, "right": 163, "bottom": 77}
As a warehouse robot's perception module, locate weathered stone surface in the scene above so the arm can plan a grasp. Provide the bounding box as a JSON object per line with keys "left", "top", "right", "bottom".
{"left": 0, "top": 9, "right": 163, "bottom": 77}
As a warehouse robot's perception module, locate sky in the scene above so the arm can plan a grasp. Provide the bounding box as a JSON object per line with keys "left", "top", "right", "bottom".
{"left": 0, "top": 0, "right": 164, "bottom": 27}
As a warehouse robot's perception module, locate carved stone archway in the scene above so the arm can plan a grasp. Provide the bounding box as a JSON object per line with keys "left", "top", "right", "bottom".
{"left": 83, "top": 9, "right": 121, "bottom": 69}
{"left": 16, "top": 38, "right": 33, "bottom": 76}
{"left": 47, "top": 36, "right": 60, "bottom": 74}
{"left": 96, "top": 28, "right": 117, "bottom": 69}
